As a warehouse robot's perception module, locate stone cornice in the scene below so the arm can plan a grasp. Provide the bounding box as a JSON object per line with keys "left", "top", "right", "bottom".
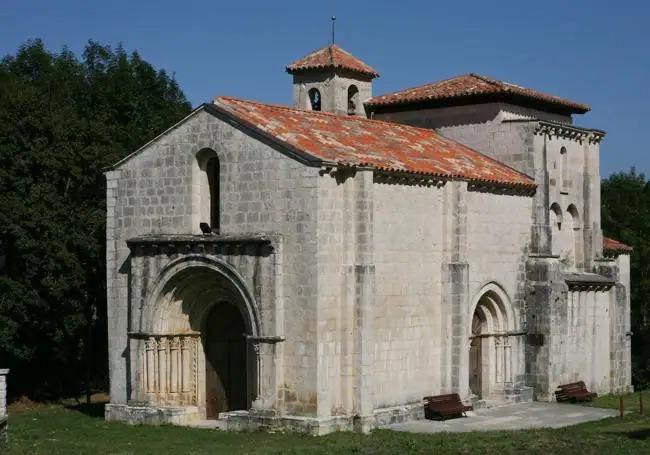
{"left": 533, "top": 120, "right": 605, "bottom": 144}
{"left": 126, "top": 233, "right": 280, "bottom": 256}
{"left": 564, "top": 272, "right": 615, "bottom": 292}
{"left": 603, "top": 249, "right": 632, "bottom": 258}
{"left": 367, "top": 168, "right": 536, "bottom": 196}
{"left": 128, "top": 331, "right": 201, "bottom": 338}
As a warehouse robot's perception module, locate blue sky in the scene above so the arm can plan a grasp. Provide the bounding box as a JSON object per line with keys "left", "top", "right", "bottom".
{"left": 2, "top": 0, "right": 648, "bottom": 176}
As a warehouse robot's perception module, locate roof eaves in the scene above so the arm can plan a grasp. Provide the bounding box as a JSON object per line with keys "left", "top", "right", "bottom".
{"left": 365, "top": 74, "right": 590, "bottom": 114}
{"left": 361, "top": 164, "right": 536, "bottom": 193}
{"left": 286, "top": 64, "right": 379, "bottom": 78}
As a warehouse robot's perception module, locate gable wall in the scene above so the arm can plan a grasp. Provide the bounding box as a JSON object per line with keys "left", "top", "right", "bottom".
{"left": 107, "top": 110, "right": 320, "bottom": 414}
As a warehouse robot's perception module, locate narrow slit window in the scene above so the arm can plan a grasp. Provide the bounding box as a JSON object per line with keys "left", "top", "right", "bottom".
{"left": 206, "top": 157, "right": 220, "bottom": 233}
{"left": 560, "top": 147, "right": 568, "bottom": 190}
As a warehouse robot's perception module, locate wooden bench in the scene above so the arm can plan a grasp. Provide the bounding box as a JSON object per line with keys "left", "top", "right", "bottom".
{"left": 423, "top": 393, "right": 473, "bottom": 420}
{"left": 555, "top": 381, "right": 598, "bottom": 402}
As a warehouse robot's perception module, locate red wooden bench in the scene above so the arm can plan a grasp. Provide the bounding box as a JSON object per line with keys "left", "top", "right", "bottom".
{"left": 555, "top": 381, "right": 598, "bottom": 402}
{"left": 423, "top": 393, "right": 473, "bottom": 420}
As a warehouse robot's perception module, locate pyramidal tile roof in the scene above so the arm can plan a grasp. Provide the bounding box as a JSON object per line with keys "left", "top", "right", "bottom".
{"left": 210, "top": 96, "right": 535, "bottom": 189}
{"left": 366, "top": 73, "right": 590, "bottom": 114}
{"left": 286, "top": 44, "right": 379, "bottom": 78}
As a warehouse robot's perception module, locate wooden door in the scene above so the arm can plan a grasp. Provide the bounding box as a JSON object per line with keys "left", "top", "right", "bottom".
{"left": 204, "top": 302, "right": 247, "bottom": 419}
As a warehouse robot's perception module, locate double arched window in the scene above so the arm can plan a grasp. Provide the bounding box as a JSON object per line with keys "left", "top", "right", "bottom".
{"left": 549, "top": 202, "right": 583, "bottom": 267}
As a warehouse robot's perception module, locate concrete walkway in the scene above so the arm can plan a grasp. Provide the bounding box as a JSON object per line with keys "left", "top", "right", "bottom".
{"left": 383, "top": 402, "right": 617, "bottom": 433}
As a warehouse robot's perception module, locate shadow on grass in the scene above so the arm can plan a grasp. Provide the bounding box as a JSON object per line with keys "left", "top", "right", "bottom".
{"left": 606, "top": 427, "right": 650, "bottom": 440}
{"left": 64, "top": 401, "right": 107, "bottom": 418}
{"left": 623, "top": 428, "right": 650, "bottom": 440}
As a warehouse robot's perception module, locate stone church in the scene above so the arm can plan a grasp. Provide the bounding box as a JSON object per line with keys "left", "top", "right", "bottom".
{"left": 104, "top": 44, "right": 633, "bottom": 434}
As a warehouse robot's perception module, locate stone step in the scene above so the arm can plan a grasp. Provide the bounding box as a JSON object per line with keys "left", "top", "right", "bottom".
{"left": 470, "top": 386, "right": 534, "bottom": 409}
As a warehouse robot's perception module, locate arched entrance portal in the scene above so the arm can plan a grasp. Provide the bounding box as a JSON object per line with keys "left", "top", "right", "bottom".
{"left": 469, "top": 284, "right": 515, "bottom": 400}
{"left": 141, "top": 257, "right": 260, "bottom": 419}
{"left": 205, "top": 301, "right": 248, "bottom": 418}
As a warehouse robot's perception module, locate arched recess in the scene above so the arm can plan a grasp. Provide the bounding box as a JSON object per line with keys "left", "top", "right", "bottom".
{"left": 469, "top": 283, "right": 517, "bottom": 399}
{"left": 144, "top": 255, "right": 261, "bottom": 336}
{"left": 138, "top": 255, "right": 261, "bottom": 417}
{"left": 347, "top": 85, "right": 359, "bottom": 115}
{"left": 195, "top": 148, "right": 220, "bottom": 233}
{"left": 567, "top": 204, "right": 582, "bottom": 268}
{"left": 549, "top": 202, "right": 563, "bottom": 256}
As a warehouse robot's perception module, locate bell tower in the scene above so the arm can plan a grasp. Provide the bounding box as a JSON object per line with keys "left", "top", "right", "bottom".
{"left": 286, "top": 44, "right": 379, "bottom": 116}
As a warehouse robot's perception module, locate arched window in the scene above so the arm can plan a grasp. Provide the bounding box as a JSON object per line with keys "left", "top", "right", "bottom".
{"left": 567, "top": 204, "right": 582, "bottom": 267}
{"left": 308, "top": 88, "right": 321, "bottom": 111}
{"left": 560, "top": 147, "right": 568, "bottom": 190}
{"left": 347, "top": 85, "right": 359, "bottom": 115}
{"left": 206, "top": 157, "right": 220, "bottom": 232}
{"left": 550, "top": 203, "right": 563, "bottom": 256}
{"left": 550, "top": 203, "right": 563, "bottom": 230}
{"left": 196, "top": 149, "right": 220, "bottom": 234}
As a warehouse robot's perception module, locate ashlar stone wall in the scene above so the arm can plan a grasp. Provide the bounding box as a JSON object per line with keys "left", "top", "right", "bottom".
{"left": 371, "top": 178, "right": 532, "bottom": 406}
{"left": 372, "top": 181, "right": 444, "bottom": 408}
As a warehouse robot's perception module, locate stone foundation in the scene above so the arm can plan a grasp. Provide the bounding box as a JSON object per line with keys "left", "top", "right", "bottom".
{"left": 219, "top": 402, "right": 424, "bottom": 435}
{"left": 104, "top": 401, "right": 424, "bottom": 435}
{"left": 105, "top": 403, "right": 201, "bottom": 426}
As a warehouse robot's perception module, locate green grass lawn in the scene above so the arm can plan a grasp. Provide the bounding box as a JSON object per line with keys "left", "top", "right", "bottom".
{"left": 581, "top": 391, "right": 648, "bottom": 414}
{"left": 5, "top": 399, "right": 650, "bottom": 455}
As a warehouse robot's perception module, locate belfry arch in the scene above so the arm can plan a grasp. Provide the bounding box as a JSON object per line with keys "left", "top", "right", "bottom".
{"left": 468, "top": 283, "right": 517, "bottom": 400}
{"left": 136, "top": 256, "right": 261, "bottom": 419}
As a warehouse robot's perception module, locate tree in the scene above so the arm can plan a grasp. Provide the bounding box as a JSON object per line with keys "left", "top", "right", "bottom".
{"left": 0, "top": 39, "right": 191, "bottom": 399}
{"left": 601, "top": 168, "right": 650, "bottom": 389}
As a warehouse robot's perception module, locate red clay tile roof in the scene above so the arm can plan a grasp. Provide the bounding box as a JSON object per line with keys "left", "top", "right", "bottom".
{"left": 286, "top": 44, "right": 379, "bottom": 78}
{"left": 603, "top": 236, "right": 633, "bottom": 254}
{"left": 211, "top": 96, "right": 535, "bottom": 189}
{"left": 365, "top": 74, "right": 590, "bottom": 114}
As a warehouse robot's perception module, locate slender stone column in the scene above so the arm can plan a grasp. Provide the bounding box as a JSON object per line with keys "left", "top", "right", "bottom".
{"left": 504, "top": 337, "right": 512, "bottom": 383}
{"left": 495, "top": 337, "right": 504, "bottom": 383}
{"left": 145, "top": 338, "right": 156, "bottom": 394}
{"left": 170, "top": 337, "right": 180, "bottom": 393}
{"left": 158, "top": 337, "right": 168, "bottom": 395}
{"left": 181, "top": 337, "right": 191, "bottom": 393}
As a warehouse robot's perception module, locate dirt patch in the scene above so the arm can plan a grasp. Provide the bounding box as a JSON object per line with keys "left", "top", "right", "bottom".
{"left": 7, "top": 392, "right": 110, "bottom": 415}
